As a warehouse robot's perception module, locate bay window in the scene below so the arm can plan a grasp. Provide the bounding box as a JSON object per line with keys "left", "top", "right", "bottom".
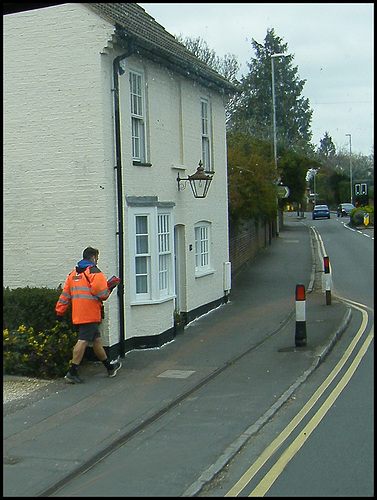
{"left": 129, "top": 205, "right": 174, "bottom": 303}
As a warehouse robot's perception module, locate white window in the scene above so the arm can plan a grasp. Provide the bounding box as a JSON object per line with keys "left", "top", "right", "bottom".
{"left": 201, "top": 99, "right": 212, "bottom": 172}
{"left": 194, "top": 222, "right": 212, "bottom": 275}
{"left": 129, "top": 207, "right": 174, "bottom": 303}
{"left": 129, "top": 70, "right": 147, "bottom": 163}
{"left": 158, "top": 214, "right": 171, "bottom": 296}
{"left": 135, "top": 215, "right": 150, "bottom": 296}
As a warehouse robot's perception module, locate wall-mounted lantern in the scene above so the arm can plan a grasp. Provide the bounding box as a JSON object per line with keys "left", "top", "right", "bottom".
{"left": 177, "top": 160, "right": 213, "bottom": 199}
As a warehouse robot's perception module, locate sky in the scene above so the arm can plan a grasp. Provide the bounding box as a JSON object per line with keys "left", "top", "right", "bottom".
{"left": 139, "top": 3, "right": 374, "bottom": 157}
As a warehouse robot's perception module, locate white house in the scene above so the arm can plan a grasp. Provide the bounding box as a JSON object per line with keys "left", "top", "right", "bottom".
{"left": 3, "top": 3, "right": 234, "bottom": 358}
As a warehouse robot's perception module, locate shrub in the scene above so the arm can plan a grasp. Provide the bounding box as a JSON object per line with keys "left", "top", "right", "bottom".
{"left": 3, "top": 322, "right": 78, "bottom": 378}
{"left": 3, "top": 285, "right": 76, "bottom": 332}
{"left": 351, "top": 205, "right": 374, "bottom": 226}
{"left": 352, "top": 209, "right": 365, "bottom": 226}
{"left": 3, "top": 286, "right": 78, "bottom": 378}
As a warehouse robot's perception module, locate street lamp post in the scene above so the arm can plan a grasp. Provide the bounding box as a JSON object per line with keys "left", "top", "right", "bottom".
{"left": 313, "top": 169, "right": 317, "bottom": 206}
{"left": 271, "top": 53, "right": 285, "bottom": 234}
{"left": 345, "top": 133, "right": 353, "bottom": 204}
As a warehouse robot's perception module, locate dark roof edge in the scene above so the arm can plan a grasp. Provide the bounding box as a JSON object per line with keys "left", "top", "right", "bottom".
{"left": 3, "top": 3, "right": 64, "bottom": 14}
{"left": 114, "top": 27, "right": 234, "bottom": 95}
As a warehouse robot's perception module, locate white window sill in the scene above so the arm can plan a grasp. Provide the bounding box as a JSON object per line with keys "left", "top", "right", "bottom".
{"left": 130, "top": 294, "right": 175, "bottom": 306}
{"left": 195, "top": 269, "right": 215, "bottom": 279}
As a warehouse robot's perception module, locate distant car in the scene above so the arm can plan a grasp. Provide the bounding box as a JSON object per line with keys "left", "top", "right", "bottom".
{"left": 337, "top": 203, "right": 355, "bottom": 217}
{"left": 312, "top": 204, "right": 330, "bottom": 220}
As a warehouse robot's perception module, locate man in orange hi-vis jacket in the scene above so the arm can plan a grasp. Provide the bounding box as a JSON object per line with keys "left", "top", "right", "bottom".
{"left": 56, "top": 246, "right": 121, "bottom": 383}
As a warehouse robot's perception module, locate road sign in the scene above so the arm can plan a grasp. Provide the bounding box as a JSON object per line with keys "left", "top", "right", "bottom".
{"left": 277, "top": 185, "right": 290, "bottom": 198}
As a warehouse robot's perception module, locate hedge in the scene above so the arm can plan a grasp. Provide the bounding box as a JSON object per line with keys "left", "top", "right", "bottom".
{"left": 3, "top": 286, "right": 78, "bottom": 379}
{"left": 351, "top": 205, "right": 374, "bottom": 226}
{"left": 3, "top": 323, "right": 78, "bottom": 378}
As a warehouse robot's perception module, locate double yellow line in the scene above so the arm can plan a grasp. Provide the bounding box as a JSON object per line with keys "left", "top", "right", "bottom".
{"left": 226, "top": 297, "right": 373, "bottom": 497}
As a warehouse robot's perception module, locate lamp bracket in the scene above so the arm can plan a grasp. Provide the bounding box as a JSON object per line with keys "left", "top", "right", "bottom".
{"left": 177, "top": 172, "right": 189, "bottom": 191}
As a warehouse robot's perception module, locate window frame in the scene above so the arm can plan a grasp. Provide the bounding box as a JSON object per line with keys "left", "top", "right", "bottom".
{"left": 129, "top": 69, "right": 148, "bottom": 165}
{"left": 158, "top": 213, "right": 172, "bottom": 298}
{"left": 129, "top": 206, "right": 175, "bottom": 304}
{"left": 194, "top": 221, "right": 213, "bottom": 277}
{"left": 134, "top": 214, "right": 150, "bottom": 300}
{"left": 201, "top": 98, "right": 212, "bottom": 173}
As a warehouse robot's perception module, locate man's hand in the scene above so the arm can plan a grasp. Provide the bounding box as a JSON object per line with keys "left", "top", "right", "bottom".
{"left": 107, "top": 276, "right": 121, "bottom": 290}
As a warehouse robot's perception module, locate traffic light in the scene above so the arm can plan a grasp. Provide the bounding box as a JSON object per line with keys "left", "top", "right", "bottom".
{"left": 355, "top": 183, "right": 368, "bottom": 196}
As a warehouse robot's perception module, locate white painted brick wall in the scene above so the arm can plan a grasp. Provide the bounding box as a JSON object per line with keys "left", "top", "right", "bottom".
{"left": 4, "top": 4, "right": 117, "bottom": 288}
{"left": 118, "top": 58, "right": 229, "bottom": 330}
{"left": 4, "top": 4, "right": 230, "bottom": 348}
{"left": 3, "top": 4, "right": 120, "bottom": 346}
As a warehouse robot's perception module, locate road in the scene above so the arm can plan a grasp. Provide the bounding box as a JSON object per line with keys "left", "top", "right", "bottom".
{"left": 201, "top": 213, "right": 374, "bottom": 497}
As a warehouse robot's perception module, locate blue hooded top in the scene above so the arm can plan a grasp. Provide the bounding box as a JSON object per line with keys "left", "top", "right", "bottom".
{"left": 76, "top": 259, "right": 96, "bottom": 272}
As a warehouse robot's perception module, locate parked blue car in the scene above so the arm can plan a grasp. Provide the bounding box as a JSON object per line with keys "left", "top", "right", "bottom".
{"left": 312, "top": 204, "right": 330, "bottom": 220}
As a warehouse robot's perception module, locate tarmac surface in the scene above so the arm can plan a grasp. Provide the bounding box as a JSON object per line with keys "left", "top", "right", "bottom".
{"left": 3, "top": 212, "right": 353, "bottom": 497}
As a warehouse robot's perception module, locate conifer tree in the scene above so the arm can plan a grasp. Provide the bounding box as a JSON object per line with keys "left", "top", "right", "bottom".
{"left": 228, "top": 28, "right": 313, "bottom": 156}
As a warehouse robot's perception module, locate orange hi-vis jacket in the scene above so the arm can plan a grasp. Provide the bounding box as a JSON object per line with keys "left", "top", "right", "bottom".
{"left": 56, "top": 265, "right": 110, "bottom": 324}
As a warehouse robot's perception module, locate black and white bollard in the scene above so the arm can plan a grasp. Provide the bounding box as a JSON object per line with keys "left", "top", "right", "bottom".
{"left": 324, "top": 256, "right": 331, "bottom": 305}
{"left": 295, "top": 284, "right": 307, "bottom": 347}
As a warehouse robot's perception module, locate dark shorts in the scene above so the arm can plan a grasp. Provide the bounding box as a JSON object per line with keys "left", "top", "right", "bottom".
{"left": 78, "top": 323, "right": 101, "bottom": 342}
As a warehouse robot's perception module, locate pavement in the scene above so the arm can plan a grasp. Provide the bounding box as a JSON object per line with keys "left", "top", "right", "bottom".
{"left": 3, "top": 212, "right": 352, "bottom": 497}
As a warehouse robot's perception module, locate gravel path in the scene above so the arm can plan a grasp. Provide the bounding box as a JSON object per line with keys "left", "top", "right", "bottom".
{"left": 3, "top": 376, "right": 54, "bottom": 403}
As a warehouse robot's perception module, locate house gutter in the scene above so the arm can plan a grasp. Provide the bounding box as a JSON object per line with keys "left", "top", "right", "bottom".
{"left": 112, "top": 40, "right": 135, "bottom": 358}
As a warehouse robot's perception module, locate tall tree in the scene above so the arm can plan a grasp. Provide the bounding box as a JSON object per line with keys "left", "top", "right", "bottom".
{"left": 175, "top": 34, "right": 240, "bottom": 84}
{"left": 227, "top": 133, "right": 277, "bottom": 224}
{"left": 228, "top": 28, "right": 313, "bottom": 155}
{"left": 317, "top": 131, "right": 336, "bottom": 158}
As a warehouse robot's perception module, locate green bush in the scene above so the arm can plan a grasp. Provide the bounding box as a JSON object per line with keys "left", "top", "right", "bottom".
{"left": 3, "top": 323, "right": 78, "bottom": 379}
{"left": 351, "top": 206, "right": 374, "bottom": 226}
{"left": 3, "top": 286, "right": 75, "bottom": 332}
{"left": 3, "top": 286, "right": 78, "bottom": 378}
{"left": 352, "top": 209, "right": 365, "bottom": 226}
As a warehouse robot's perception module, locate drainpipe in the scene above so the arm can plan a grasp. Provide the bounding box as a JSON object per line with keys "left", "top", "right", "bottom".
{"left": 112, "top": 45, "right": 134, "bottom": 358}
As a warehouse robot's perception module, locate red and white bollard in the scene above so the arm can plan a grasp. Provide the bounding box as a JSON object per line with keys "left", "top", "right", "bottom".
{"left": 324, "top": 256, "right": 332, "bottom": 305}
{"left": 295, "top": 284, "right": 307, "bottom": 347}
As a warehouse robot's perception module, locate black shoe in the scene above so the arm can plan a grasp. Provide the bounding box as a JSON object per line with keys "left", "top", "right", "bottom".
{"left": 108, "top": 360, "right": 122, "bottom": 378}
{"left": 65, "top": 372, "right": 84, "bottom": 384}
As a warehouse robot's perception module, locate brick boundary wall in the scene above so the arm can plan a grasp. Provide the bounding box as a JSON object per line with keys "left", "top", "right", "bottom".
{"left": 229, "top": 218, "right": 274, "bottom": 276}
